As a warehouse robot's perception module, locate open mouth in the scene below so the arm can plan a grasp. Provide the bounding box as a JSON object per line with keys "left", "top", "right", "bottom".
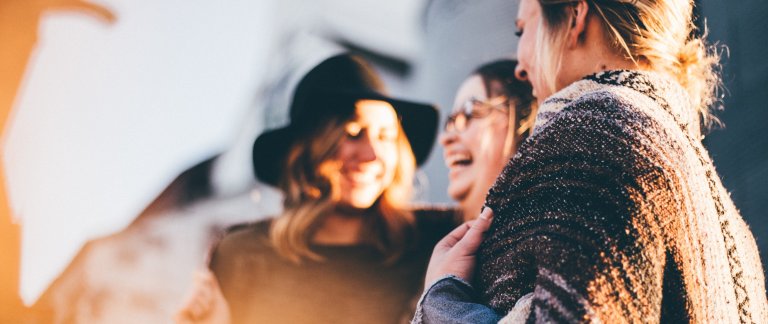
{"left": 446, "top": 153, "right": 473, "bottom": 168}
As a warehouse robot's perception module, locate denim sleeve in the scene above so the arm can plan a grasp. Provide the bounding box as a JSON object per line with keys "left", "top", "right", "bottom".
{"left": 411, "top": 275, "right": 501, "bottom": 324}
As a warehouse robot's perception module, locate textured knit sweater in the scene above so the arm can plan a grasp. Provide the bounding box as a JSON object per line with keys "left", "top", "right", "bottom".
{"left": 477, "top": 70, "right": 768, "bottom": 323}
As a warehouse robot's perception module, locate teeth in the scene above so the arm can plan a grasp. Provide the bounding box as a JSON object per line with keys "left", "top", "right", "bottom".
{"left": 446, "top": 154, "right": 472, "bottom": 167}
{"left": 347, "top": 172, "right": 378, "bottom": 182}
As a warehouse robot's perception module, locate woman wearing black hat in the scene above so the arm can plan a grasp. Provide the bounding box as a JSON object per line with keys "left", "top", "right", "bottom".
{"left": 175, "top": 54, "right": 459, "bottom": 324}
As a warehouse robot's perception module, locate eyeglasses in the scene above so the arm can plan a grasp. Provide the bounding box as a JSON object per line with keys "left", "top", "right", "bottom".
{"left": 444, "top": 96, "right": 509, "bottom": 132}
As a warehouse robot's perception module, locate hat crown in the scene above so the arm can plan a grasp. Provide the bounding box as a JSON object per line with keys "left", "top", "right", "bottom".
{"left": 290, "top": 54, "right": 386, "bottom": 122}
{"left": 252, "top": 53, "right": 439, "bottom": 186}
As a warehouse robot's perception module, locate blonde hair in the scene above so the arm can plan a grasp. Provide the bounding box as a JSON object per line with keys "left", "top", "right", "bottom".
{"left": 506, "top": 96, "right": 539, "bottom": 156}
{"left": 536, "top": 0, "right": 722, "bottom": 128}
{"left": 271, "top": 112, "right": 416, "bottom": 264}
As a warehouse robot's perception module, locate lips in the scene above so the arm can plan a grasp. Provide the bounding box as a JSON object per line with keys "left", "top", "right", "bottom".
{"left": 445, "top": 152, "right": 473, "bottom": 168}
{"left": 342, "top": 168, "right": 382, "bottom": 186}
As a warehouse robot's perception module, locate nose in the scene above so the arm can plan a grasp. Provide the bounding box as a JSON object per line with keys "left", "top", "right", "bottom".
{"left": 515, "top": 65, "right": 528, "bottom": 82}
{"left": 355, "top": 134, "right": 378, "bottom": 163}
{"left": 439, "top": 128, "right": 458, "bottom": 148}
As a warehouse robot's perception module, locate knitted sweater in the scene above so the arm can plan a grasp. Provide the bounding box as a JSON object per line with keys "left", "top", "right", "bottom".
{"left": 211, "top": 208, "right": 459, "bottom": 324}
{"left": 478, "top": 70, "right": 767, "bottom": 323}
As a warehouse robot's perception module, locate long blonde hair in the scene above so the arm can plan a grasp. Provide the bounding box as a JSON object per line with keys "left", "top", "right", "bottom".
{"left": 270, "top": 112, "right": 416, "bottom": 264}
{"left": 535, "top": 0, "right": 722, "bottom": 128}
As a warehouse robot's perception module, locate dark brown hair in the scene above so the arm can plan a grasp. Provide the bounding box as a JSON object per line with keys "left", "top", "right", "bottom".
{"left": 475, "top": 59, "right": 538, "bottom": 154}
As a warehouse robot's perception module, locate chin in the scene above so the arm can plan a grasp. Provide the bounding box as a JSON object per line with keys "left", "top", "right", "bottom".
{"left": 344, "top": 191, "right": 382, "bottom": 209}
{"left": 348, "top": 201, "right": 375, "bottom": 209}
{"left": 446, "top": 185, "right": 469, "bottom": 203}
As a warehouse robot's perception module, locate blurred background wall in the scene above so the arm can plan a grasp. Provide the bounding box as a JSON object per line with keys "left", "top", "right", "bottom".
{"left": 1, "top": 0, "right": 765, "bottom": 322}
{"left": 699, "top": 0, "right": 768, "bottom": 276}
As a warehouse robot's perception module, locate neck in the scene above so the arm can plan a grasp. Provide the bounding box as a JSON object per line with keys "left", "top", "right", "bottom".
{"left": 459, "top": 182, "right": 493, "bottom": 222}
{"left": 312, "top": 207, "right": 366, "bottom": 245}
{"left": 562, "top": 48, "right": 640, "bottom": 90}
{"left": 559, "top": 15, "right": 645, "bottom": 89}
{"left": 460, "top": 199, "right": 484, "bottom": 222}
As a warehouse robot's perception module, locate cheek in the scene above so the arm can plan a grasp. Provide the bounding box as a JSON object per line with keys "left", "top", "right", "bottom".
{"left": 460, "top": 129, "right": 483, "bottom": 165}
{"left": 518, "top": 32, "right": 534, "bottom": 64}
{"left": 476, "top": 124, "right": 510, "bottom": 167}
{"left": 517, "top": 38, "right": 529, "bottom": 64}
{"left": 335, "top": 140, "right": 352, "bottom": 162}
{"left": 380, "top": 146, "right": 399, "bottom": 178}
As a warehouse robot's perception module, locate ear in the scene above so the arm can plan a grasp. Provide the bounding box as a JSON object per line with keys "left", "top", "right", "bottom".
{"left": 567, "top": 0, "right": 590, "bottom": 48}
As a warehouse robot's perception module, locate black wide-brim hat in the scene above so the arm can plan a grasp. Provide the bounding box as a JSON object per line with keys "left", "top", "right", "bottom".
{"left": 253, "top": 54, "right": 439, "bottom": 186}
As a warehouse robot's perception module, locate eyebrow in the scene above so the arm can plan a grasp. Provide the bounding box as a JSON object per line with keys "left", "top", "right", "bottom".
{"left": 348, "top": 120, "right": 398, "bottom": 130}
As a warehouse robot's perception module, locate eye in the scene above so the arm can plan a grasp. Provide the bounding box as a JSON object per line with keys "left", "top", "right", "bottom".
{"left": 345, "top": 123, "right": 362, "bottom": 139}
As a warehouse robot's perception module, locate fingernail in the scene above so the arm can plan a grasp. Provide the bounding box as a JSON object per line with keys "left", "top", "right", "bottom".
{"left": 479, "top": 207, "right": 492, "bottom": 220}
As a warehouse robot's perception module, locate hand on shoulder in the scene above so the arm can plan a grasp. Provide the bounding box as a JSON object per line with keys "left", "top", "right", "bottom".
{"left": 424, "top": 208, "right": 494, "bottom": 288}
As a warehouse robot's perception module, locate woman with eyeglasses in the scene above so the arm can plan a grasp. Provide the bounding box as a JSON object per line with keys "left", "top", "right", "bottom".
{"left": 415, "top": 0, "right": 767, "bottom": 322}
{"left": 441, "top": 60, "right": 536, "bottom": 221}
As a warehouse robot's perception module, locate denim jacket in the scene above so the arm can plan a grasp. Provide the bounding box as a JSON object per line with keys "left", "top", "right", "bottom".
{"left": 411, "top": 275, "right": 534, "bottom": 324}
{"left": 411, "top": 275, "right": 500, "bottom": 324}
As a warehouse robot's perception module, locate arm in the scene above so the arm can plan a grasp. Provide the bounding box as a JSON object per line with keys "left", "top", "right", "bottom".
{"left": 413, "top": 276, "right": 500, "bottom": 324}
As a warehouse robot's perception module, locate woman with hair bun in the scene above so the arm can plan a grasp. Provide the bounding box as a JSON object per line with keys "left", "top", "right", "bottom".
{"left": 416, "top": 0, "right": 768, "bottom": 322}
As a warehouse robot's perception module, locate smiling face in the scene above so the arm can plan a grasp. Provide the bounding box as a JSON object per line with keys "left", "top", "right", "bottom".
{"left": 440, "top": 75, "right": 515, "bottom": 218}
{"left": 332, "top": 99, "right": 400, "bottom": 209}
{"left": 515, "top": 0, "right": 549, "bottom": 100}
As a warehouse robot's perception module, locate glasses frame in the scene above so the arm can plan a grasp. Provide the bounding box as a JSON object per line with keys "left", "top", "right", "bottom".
{"left": 444, "top": 96, "right": 510, "bottom": 132}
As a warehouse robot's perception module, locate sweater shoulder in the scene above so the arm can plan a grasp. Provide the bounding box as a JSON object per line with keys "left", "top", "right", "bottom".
{"left": 534, "top": 87, "right": 673, "bottom": 153}
{"left": 211, "top": 219, "right": 274, "bottom": 263}
{"left": 563, "top": 87, "right": 646, "bottom": 123}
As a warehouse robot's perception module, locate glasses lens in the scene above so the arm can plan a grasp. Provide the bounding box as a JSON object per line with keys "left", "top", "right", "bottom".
{"left": 444, "top": 112, "right": 469, "bottom": 132}
{"left": 446, "top": 96, "right": 508, "bottom": 132}
{"left": 444, "top": 115, "right": 455, "bottom": 131}
{"left": 454, "top": 113, "right": 467, "bottom": 131}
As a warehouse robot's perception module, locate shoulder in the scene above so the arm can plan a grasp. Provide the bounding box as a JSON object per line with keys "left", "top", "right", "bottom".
{"left": 557, "top": 89, "right": 648, "bottom": 129}
{"left": 208, "top": 218, "right": 280, "bottom": 282}
{"left": 489, "top": 86, "right": 676, "bottom": 216}
{"left": 527, "top": 86, "right": 669, "bottom": 163}
{"left": 533, "top": 72, "right": 688, "bottom": 147}
{"left": 212, "top": 218, "right": 274, "bottom": 260}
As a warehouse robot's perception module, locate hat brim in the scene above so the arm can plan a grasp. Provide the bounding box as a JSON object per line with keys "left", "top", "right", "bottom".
{"left": 253, "top": 93, "right": 438, "bottom": 186}
{"left": 252, "top": 126, "right": 299, "bottom": 186}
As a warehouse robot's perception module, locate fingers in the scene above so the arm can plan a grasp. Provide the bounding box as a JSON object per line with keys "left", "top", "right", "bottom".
{"left": 453, "top": 208, "right": 494, "bottom": 255}
{"left": 436, "top": 220, "right": 473, "bottom": 250}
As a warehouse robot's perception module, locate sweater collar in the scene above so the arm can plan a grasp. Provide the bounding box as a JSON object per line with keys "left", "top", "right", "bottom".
{"left": 532, "top": 70, "right": 700, "bottom": 139}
